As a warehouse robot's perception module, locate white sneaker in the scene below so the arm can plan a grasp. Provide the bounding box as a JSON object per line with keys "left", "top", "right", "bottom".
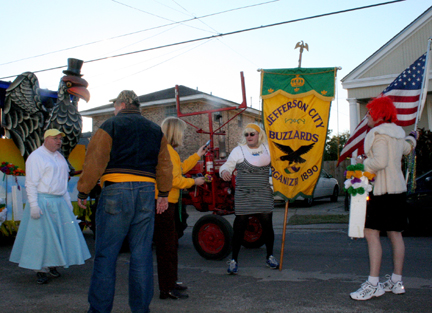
{"left": 266, "top": 255, "right": 279, "bottom": 269}
{"left": 350, "top": 281, "right": 385, "bottom": 300}
{"left": 382, "top": 274, "right": 406, "bottom": 294}
{"left": 226, "top": 259, "right": 238, "bottom": 275}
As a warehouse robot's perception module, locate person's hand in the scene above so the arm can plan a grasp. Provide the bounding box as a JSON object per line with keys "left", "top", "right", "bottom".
{"left": 194, "top": 177, "right": 206, "bottom": 186}
{"left": 30, "top": 206, "right": 43, "bottom": 219}
{"left": 409, "top": 130, "right": 419, "bottom": 140}
{"left": 156, "top": 197, "right": 168, "bottom": 214}
{"left": 197, "top": 144, "right": 210, "bottom": 157}
{"left": 78, "top": 199, "right": 87, "bottom": 209}
{"left": 220, "top": 170, "right": 232, "bottom": 181}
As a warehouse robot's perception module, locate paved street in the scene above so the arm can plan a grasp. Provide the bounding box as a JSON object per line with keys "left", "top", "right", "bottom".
{"left": 1, "top": 198, "right": 431, "bottom": 312}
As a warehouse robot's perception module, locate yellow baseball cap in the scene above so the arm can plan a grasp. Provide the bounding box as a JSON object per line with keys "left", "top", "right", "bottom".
{"left": 44, "top": 129, "right": 66, "bottom": 139}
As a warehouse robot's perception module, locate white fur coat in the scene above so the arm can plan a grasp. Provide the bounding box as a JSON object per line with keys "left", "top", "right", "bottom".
{"left": 363, "top": 123, "right": 415, "bottom": 196}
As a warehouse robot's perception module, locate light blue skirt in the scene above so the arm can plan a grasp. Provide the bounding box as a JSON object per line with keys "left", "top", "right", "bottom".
{"left": 9, "top": 193, "right": 91, "bottom": 270}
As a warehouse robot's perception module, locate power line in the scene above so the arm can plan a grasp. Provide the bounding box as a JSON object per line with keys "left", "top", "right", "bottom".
{"left": 0, "top": 0, "right": 405, "bottom": 80}
{"left": 111, "top": 0, "right": 211, "bottom": 33}
{"left": 0, "top": 0, "right": 278, "bottom": 66}
{"left": 111, "top": 39, "right": 213, "bottom": 83}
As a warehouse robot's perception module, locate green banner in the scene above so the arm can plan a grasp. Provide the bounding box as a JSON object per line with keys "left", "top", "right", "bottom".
{"left": 261, "top": 67, "right": 336, "bottom": 99}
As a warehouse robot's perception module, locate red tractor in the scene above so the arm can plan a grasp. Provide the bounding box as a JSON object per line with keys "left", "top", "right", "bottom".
{"left": 177, "top": 73, "right": 265, "bottom": 260}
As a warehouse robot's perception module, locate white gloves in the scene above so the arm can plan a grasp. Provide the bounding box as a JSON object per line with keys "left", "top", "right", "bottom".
{"left": 30, "top": 205, "right": 43, "bottom": 219}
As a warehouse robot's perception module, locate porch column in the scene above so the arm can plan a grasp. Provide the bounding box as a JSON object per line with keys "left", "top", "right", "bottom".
{"left": 347, "top": 98, "right": 359, "bottom": 135}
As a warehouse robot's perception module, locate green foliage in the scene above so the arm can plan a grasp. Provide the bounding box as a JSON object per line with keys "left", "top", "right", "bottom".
{"left": 288, "top": 214, "right": 349, "bottom": 225}
{"left": 324, "top": 130, "right": 350, "bottom": 161}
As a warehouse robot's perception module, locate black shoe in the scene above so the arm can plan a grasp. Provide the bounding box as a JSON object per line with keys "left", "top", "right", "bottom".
{"left": 37, "top": 272, "right": 48, "bottom": 285}
{"left": 48, "top": 267, "right": 61, "bottom": 278}
{"left": 160, "top": 289, "right": 189, "bottom": 300}
{"left": 174, "top": 283, "right": 188, "bottom": 291}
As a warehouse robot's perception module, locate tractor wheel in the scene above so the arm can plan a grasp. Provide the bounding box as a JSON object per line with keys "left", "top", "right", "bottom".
{"left": 192, "top": 214, "right": 233, "bottom": 260}
{"left": 241, "top": 215, "right": 265, "bottom": 249}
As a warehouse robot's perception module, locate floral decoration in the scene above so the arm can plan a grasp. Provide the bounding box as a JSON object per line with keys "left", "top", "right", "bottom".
{"left": 344, "top": 164, "right": 375, "bottom": 196}
{"left": 1, "top": 162, "right": 25, "bottom": 176}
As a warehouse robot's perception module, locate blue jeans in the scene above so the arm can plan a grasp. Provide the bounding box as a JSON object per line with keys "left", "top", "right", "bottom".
{"left": 88, "top": 182, "right": 155, "bottom": 313}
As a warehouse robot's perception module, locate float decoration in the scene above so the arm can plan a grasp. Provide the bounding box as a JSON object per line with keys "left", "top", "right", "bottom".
{"left": 0, "top": 198, "right": 6, "bottom": 227}
{"left": 343, "top": 164, "right": 375, "bottom": 196}
{"left": 1, "top": 162, "right": 25, "bottom": 177}
{"left": 344, "top": 163, "right": 376, "bottom": 239}
{"left": 0, "top": 197, "right": 19, "bottom": 236}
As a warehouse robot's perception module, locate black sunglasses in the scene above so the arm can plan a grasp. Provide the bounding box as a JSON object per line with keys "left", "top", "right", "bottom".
{"left": 244, "top": 132, "right": 256, "bottom": 137}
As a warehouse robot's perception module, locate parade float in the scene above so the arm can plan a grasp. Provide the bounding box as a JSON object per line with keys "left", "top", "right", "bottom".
{"left": 0, "top": 58, "right": 89, "bottom": 238}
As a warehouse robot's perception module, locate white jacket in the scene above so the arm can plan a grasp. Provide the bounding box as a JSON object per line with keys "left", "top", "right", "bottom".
{"left": 363, "top": 123, "right": 415, "bottom": 196}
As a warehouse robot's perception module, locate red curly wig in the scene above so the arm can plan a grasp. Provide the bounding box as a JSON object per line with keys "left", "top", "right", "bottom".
{"left": 366, "top": 96, "right": 398, "bottom": 124}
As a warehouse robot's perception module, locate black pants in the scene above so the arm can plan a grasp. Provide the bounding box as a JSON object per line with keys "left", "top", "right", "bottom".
{"left": 154, "top": 203, "right": 178, "bottom": 293}
{"left": 231, "top": 212, "right": 275, "bottom": 262}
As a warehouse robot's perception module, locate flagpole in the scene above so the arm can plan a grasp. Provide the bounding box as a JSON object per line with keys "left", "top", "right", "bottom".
{"left": 414, "top": 37, "right": 432, "bottom": 130}
{"left": 279, "top": 200, "right": 289, "bottom": 271}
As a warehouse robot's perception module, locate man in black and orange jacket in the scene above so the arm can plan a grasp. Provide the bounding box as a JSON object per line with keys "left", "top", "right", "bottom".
{"left": 77, "top": 90, "right": 173, "bottom": 313}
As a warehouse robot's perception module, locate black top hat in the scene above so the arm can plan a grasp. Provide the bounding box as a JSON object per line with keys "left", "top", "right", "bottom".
{"left": 63, "top": 58, "right": 84, "bottom": 77}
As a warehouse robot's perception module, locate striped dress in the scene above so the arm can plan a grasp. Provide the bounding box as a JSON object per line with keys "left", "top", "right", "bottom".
{"left": 234, "top": 146, "right": 274, "bottom": 215}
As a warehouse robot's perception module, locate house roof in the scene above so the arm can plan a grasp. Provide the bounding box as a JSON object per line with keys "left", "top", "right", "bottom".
{"left": 80, "top": 85, "right": 259, "bottom": 116}
{"left": 341, "top": 5, "right": 432, "bottom": 94}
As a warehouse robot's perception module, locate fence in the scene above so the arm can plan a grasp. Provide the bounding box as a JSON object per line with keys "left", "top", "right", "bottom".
{"left": 322, "top": 159, "right": 351, "bottom": 195}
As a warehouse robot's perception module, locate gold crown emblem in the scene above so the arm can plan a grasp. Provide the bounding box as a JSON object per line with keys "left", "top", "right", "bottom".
{"left": 290, "top": 75, "right": 305, "bottom": 88}
{"left": 268, "top": 88, "right": 274, "bottom": 93}
{"left": 321, "top": 90, "right": 328, "bottom": 95}
{"left": 294, "top": 88, "right": 300, "bottom": 92}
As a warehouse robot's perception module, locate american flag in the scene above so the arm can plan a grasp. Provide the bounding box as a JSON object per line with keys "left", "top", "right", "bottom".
{"left": 338, "top": 52, "right": 430, "bottom": 166}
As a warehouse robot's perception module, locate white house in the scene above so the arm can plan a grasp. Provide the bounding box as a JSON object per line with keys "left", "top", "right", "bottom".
{"left": 342, "top": 6, "right": 432, "bottom": 134}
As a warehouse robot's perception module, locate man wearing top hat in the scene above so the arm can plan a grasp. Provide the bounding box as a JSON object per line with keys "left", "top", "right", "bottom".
{"left": 10, "top": 129, "right": 91, "bottom": 285}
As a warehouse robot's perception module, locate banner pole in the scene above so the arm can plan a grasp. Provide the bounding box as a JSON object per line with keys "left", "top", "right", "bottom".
{"left": 279, "top": 200, "right": 289, "bottom": 271}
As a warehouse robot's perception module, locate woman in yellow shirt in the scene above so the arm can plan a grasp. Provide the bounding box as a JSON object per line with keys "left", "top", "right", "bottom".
{"left": 154, "top": 117, "right": 208, "bottom": 300}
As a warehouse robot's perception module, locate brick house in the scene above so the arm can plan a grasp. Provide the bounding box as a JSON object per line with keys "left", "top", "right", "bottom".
{"left": 80, "top": 85, "right": 262, "bottom": 159}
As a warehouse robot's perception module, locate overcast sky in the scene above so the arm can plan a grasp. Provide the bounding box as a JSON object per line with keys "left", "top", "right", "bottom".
{"left": 1, "top": 0, "right": 431, "bottom": 135}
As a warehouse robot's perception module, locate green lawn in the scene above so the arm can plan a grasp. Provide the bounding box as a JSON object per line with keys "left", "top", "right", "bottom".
{"left": 288, "top": 214, "right": 349, "bottom": 225}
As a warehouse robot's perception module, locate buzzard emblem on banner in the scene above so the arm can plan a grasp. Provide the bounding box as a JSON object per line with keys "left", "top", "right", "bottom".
{"left": 274, "top": 142, "right": 315, "bottom": 173}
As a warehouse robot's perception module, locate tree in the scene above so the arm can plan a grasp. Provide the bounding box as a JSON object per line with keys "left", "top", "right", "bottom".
{"left": 414, "top": 128, "right": 432, "bottom": 176}
{"left": 324, "top": 131, "right": 350, "bottom": 161}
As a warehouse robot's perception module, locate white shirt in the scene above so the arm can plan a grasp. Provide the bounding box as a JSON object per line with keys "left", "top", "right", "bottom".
{"left": 25, "top": 145, "right": 72, "bottom": 210}
{"left": 219, "top": 144, "right": 271, "bottom": 174}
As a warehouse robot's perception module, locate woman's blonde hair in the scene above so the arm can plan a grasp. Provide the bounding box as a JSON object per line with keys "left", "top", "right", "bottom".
{"left": 161, "top": 117, "right": 187, "bottom": 147}
{"left": 238, "top": 123, "right": 267, "bottom": 146}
